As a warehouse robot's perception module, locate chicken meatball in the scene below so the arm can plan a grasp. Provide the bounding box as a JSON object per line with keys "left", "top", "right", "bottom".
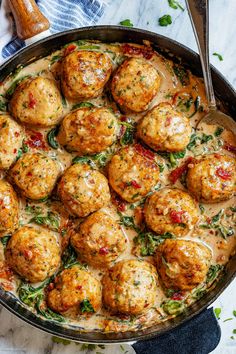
{"left": 57, "top": 163, "right": 110, "bottom": 217}
{"left": 57, "top": 107, "right": 118, "bottom": 155}
{"left": 156, "top": 239, "right": 212, "bottom": 290}
{"left": 0, "top": 115, "right": 24, "bottom": 169}
{"left": 47, "top": 265, "right": 102, "bottom": 316}
{"left": 144, "top": 188, "right": 199, "bottom": 236}
{"left": 137, "top": 103, "right": 191, "bottom": 152}
{"left": 111, "top": 57, "right": 161, "bottom": 112}
{"left": 108, "top": 145, "right": 160, "bottom": 203}
{"left": 61, "top": 50, "right": 112, "bottom": 100}
{"left": 10, "top": 153, "right": 60, "bottom": 200}
{"left": 6, "top": 226, "right": 60, "bottom": 283}
{"left": 10, "top": 77, "right": 63, "bottom": 127}
{"left": 0, "top": 180, "right": 19, "bottom": 236}
{"left": 102, "top": 260, "right": 158, "bottom": 315}
{"left": 186, "top": 154, "right": 236, "bottom": 203}
{"left": 71, "top": 208, "right": 127, "bottom": 268}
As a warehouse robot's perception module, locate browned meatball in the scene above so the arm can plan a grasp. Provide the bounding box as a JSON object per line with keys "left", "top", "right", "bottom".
{"left": 10, "top": 77, "right": 63, "bottom": 127}
{"left": 102, "top": 260, "right": 158, "bottom": 315}
{"left": 111, "top": 57, "right": 161, "bottom": 112}
{"left": 137, "top": 103, "right": 191, "bottom": 152}
{"left": 57, "top": 163, "right": 110, "bottom": 217}
{"left": 61, "top": 50, "right": 112, "bottom": 100}
{"left": 108, "top": 145, "right": 160, "bottom": 202}
{"left": 0, "top": 115, "right": 24, "bottom": 169}
{"left": 6, "top": 226, "right": 61, "bottom": 283}
{"left": 156, "top": 239, "right": 212, "bottom": 290}
{"left": 47, "top": 265, "right": 102, "bottom": 316}
{"left": 0, "top": 180, "right": 19, "bottom": 236}
{"left": 71, "top": 208, "right": 127, "bottom": 268}
{"left": 144, "top": 188, "right": 199, "bottom": 236}
{"left": 57, "top": 107, "right": 118, "bottom": 155}
{"left": 186, "top": 154, "right": 236, "bottom": 203}
{"left": 10, "top": 153, "right": 60, "bottom": 200}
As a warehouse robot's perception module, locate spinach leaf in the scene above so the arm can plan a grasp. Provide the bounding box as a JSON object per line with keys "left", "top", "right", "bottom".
{"left": 47, "top": 126, "right": 59, "bottom": 149}
{"left": 80, "top": 299, "right": 95, "bottom": 313}
{"left": 206, "top": 264, "right": 224, "bottom": 283}
{"left": 173, "top": 65, "right": 189, "bottom": 86}
{"left": 134, "top": 231, "right": 174, "bottom": 256}
{"left": 0, "top": 235, "right": 11, "bottom": 247}
{"left": 6, "top": 75, "right": 31, "bottom": 98}
{"left": 72, "top": 102, "right": 94, "bottom": 110}
{"left": 29, "top": 211, "right": 60, "bottom": 231}
{"left": 162, "top": 300, "right": 185, "bottom": 315}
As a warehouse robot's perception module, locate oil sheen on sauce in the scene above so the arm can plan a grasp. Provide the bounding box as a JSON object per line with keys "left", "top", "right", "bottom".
{"left": 0, "top": 40, "right": 235, "bottom": 333}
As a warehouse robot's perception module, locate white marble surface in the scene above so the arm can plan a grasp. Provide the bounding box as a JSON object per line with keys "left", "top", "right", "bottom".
{"left": 0, "top": 0, "right": 236, "bottom": 353}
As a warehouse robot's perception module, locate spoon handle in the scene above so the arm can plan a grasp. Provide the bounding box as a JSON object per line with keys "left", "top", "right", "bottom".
{"left": 185, "top": 0, "right": 216, "bottom": 110}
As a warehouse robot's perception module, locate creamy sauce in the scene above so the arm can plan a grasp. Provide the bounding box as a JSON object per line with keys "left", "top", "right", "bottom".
{"left": 0, "top": 40, "right": 235, "bottom": 333}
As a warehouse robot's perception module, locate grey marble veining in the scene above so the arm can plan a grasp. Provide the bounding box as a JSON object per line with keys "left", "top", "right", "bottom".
{"left": 0, "top": 0, "right": 236, "bottom": 353}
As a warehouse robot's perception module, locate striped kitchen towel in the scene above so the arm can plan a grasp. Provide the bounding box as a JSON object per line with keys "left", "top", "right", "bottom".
{"left": 0, "top": 0, "right": 110, "bottom": 63}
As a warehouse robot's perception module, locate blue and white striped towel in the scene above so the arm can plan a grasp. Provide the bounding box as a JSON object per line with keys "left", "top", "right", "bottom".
{"left": 0, "top": 0, "right": 110, "bottom": 63}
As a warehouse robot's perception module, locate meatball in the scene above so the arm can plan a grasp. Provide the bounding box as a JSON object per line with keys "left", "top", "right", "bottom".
{"left": 6, "top": 226, "right": 60, "bottom": 283}
{"left": 71, "top": 208, "right": 127, "bottom": 268}
{"left": 186, "top": 154, "right": 236, "bottom": 203}
{"left": 108, "top": 145, "right": 160, "bottom": 202}
{"left": 61, "top": 50, "right": 112, "bottom": 100}
{"left": 47, "top": 265, "right": 102, "bottom": 316}
{"left": 144, "top": 188, "right": 199, "bottom": 237}
{"left": 57, "top": 107, "right": 118, "bottom": 155}
{"left": 0, "top": 180, "right": 19, "bottom": 236}
{"left": 0, "top": 115, "right": 24, "bottom": 169}
{"left": 156, "top": 239, "right": 212, "bottom": 290}
{"left": 10, "top": 153, "right": 60, "bottom": 200}
{"left": 102, "top": 260, "right": 158, "bottom": 315}
{"left": 10, "top": 77, "right": 63, "bottom": 127}
{"left": 137, "top": 103, "right": 191, "bottom": 152}
{"left": 57, "top": 163, "right": 110, "bottom": 217}
{"left": 111, "top": 57, "right": 161, "bottom": 112}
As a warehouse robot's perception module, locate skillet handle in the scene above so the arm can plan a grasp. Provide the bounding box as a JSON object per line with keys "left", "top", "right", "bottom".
{"left": 132, "top": 308, "right": 221, "bottom": 354}
{"left": 8, "top": 0, "right": 50, "bottom": 40}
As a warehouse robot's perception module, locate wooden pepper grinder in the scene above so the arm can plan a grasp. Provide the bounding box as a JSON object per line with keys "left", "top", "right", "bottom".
{"left": 9, "top": 0, "right": 50, "bottom": 41}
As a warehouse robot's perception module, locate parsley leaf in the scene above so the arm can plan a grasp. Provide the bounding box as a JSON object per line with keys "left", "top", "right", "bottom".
{"left": 119, "top": 19, "right": 134, "bottom": 27}
{"left": 214, "top": 307, "right": 221, "bottom": 319}
{"left": 168, "top": 0, "right": 184, "bottom": 11}
{"left": 213, "top": 53, "right": 223, "bottom": 61}
{"left": 159, "top": 14, "right": 172, "bottom": 27}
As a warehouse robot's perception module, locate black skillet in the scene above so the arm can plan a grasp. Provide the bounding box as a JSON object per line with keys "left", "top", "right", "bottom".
{"left": 0, "top": 1, "right": 236, "bottom": 353}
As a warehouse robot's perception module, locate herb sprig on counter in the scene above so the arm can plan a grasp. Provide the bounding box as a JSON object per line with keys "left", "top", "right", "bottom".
{"left": 159, "top": 14, "right": 172, "bottom": 27}
{"left": 168, "top": 0, "right": 184, "bottom": 11}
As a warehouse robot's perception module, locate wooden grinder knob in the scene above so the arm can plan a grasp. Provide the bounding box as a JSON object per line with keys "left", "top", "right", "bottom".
{"left": 9, "top": 0, "right": 50, "bottom": 40}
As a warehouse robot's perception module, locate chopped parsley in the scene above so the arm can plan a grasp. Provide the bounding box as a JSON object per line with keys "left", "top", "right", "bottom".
{"left": 213, "top": 53, "right": 223, "bottom": 61}
{"left": 214, "top": 307, "right": 221, "bottom": 319}
{"left": 159, "top": 14, "right": 172, "bottom": 27}
{"left": 119, "top": 19, "right": 134, "bottom": 27}
{"left": 168, "top": 0, "right": 184, "bottom": 11}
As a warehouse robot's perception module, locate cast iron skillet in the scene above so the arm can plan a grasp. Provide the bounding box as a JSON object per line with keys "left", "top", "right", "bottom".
{"left": 0, "top": 24, "right": 236, "bottom": 348}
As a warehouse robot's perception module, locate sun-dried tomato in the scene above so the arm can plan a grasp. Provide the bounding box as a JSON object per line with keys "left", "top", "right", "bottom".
{"left": 64, "top": 44, "right": 77, "bottom": 56}
{"left": 216, "top": 167, "right": 232, "bottom": 180}
{"left": 169, "top": 210, "right": 185, "bottom": 223}
{"left": 122, "top": 44, "right": 154, "bottom": 59}
{"left": 169, "top": 157, "right": 193, "bottom": 184}
{"left": 99, "top": 247, "right": 109, "bottom": 255}
{"left": 28, "top": 92, "right": 36, "bottom": 109}
{"left": 134, "top": 143, "right": 155, "bottom": 160}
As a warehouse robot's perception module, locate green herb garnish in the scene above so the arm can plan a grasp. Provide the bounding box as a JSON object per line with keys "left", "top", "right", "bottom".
{"left": 72, "top": 102, "right": 94, "bottom": 110}
{"left": 214, "top": 126, "right": 224, "bottom": 137}
{"left": 173, "top": 65, "right": 189, "bottom": 86}
{"left": 206, "top": 264, "right": 223, "bottom": 283}
{"left": 168, "top": 0, "right": 184, "bottom": 11}
{"left": 162, "top": 300, "right": 185, "bottom": 315}
{"left": 119, "top": 19, "right": 134, "bottom": 27}
{"left": 134, "top": 231, "right": 174, "bottom": 256}
{"left": 159, "top": 14, "right": 172, "bottom": 27}
{"left": 214, "top": 307, "right": 221, "bottom": 319}
{"left": 47, "top": 126, "right": 59, "bottom": 149}
{"left": 213, "top": 53, "right": 223, "bottom": 61}
{"left": 29, "top": 211, "right": 60, "bottom": 231}
{"left": 80, "top": 299, "right": 95, "bottom": 313}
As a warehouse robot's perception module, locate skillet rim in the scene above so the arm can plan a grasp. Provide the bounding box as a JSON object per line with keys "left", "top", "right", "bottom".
{"left": 0, "top": 25, "right": 235, "bottom": 344}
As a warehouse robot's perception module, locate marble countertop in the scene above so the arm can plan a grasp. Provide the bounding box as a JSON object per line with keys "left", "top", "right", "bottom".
{"left": 0, "top": 0, "right": 236, "bottom": 353}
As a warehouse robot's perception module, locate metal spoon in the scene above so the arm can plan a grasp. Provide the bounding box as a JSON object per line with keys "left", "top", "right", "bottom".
{"left": 186, "top": 0, "right": 236, "bottom": 136}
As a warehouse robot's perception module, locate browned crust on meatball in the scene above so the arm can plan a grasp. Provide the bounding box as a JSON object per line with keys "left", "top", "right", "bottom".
{"left": 108, "top": 145, "right": 160, "bottom": 202}
{"left": 0, "top": 180, "right": 19, "bottom": 236}
{"left": 144, "top": 188, "right": 199, "bottom": 237}
{"left": 102, "top": 259, "right": 158, "bottom": 315}
{"left": 186, "top": 153, "right": 236, "bottom": 203}
{"left": 47, "top": 265, "right": 102, "bottom": 316}
{"left": 156, "top": 239, "right": 212, "bottom": 290}
{"left": 61, "top": 51, "right": 112, "bottom": 100}
{"left": 6, "top": 226, "right": 61, "bottom": 283}
{"left": 71, "top": 209, "right": 127, "bottom": 268}
{"left": 57, "top": 107, "right": 118, "bottom": 155}
{"left": 111, "top": 57, "right": 161, "bottom": 112}
{"left": 10, "top": 77, "right": 63, "bottom": 127}
{"left": 137, "top": 102, "right": 191, "bottom": 152}
{"left": 57, "top": 163, "right": 110, "bottom": 217}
